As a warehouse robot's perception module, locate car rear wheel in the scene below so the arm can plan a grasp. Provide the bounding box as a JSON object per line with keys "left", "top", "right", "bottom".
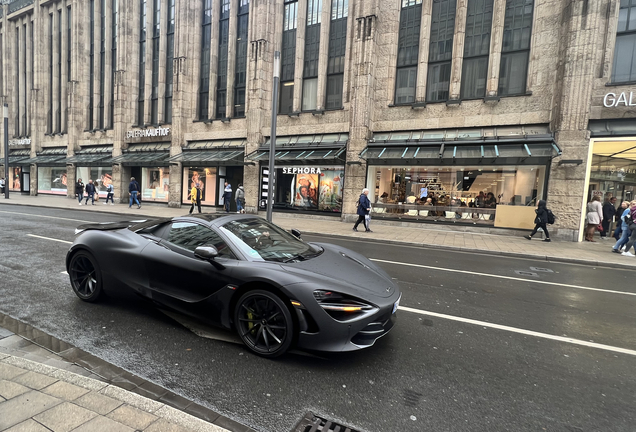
{"left": 235, "top": 290, "right": 294, "bottom": 358}
{"left": 69, "top": 251, "right": 104, "bottom": 302}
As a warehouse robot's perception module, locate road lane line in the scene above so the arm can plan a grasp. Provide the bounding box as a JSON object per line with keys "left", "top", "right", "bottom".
{"left": 0, "top": 210, "right": 87, "bottom": 223}
{"left": 26, "top": 234, "right": 73, "bottom": 244}
{"left": 398, "top": 305, "right": 636, "bottom": 357}
{"left": 371, "top": 258, "right": 636, "bottom": 297}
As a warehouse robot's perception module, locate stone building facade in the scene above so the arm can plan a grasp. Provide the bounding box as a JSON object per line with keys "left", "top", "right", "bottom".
{"left": 0, "top": 0, "right": 634, "bottom": 241}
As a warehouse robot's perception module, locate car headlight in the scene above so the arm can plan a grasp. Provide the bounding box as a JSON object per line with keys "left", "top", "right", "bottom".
{"left": 74, "top": 228, "right": 85, "bottom": 235}
{"left": 313, "top": 290, "right": 378, "bottom": 322}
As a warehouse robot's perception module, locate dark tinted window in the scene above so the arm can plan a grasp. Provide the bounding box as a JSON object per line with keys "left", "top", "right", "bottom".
{"left": 395, "top": 0, "right": 422, "bottom": 104}
{"left": 165, "top": 222, "right": 236, "bottom": 258}
{"left": 498, "top": 0, "right": 533, "bottom": 96}
{"left": 461, "top": 0, "right": 493, "bottom": 99}
{"left": 426, "top": 0, "right": 456, "bottom": 102}
{"left": 613, "top": 0, "right": 636, "bottom": 83}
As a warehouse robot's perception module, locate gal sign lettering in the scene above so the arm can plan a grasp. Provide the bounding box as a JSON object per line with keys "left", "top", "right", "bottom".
{"left": 603, "top": 92, "right": 636, "bottom": 108}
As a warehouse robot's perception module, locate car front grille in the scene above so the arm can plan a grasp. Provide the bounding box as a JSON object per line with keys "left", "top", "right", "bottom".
{"left": 350, "top": 312, "right": 395, "bottom": 347}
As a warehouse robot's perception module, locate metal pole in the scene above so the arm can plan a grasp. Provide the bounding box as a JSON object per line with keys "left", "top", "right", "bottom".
{"left": 3, "top": 104, "right": 8, "bottom": 199}
{"left": 266, "top": 51, "right": 280, "bottom": 222}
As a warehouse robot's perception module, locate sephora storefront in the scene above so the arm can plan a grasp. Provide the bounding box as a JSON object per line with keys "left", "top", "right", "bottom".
{"left": 249, "top": 134, "right": 347, "bottom": 215}
{"left": 360, "top": 126, "right": 561, "bottom": 229}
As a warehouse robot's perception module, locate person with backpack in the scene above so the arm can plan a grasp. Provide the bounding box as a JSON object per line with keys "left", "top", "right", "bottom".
{"left": 104, "top": 182, "right": 114, "bottom": 205}
{"left": 524, "top": 200, "right": 553, "bottom": 242}
{"left": 620, "top": 201, "right": 636, "bottom": 256}
{"left": 353, "top": 188, "right": 372, "bottom": 233}
{"left": 129, "top": 177, "right": 141, "bottom": 209}
{"left": 612, "top": 201, "right": 634, "bottom": 254}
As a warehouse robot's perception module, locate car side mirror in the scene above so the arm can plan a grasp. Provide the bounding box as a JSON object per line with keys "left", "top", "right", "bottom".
{"left": 194, "top": 246, "right": 219, "bottom": 260}
{"left": 291, "top": 229, "right": 302, "bottom": 239}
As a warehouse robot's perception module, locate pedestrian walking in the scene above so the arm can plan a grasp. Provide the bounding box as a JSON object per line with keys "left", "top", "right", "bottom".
{"left": 585, "top": 195, "right": 603, "bottom": 242}
{"left": 84, "top": 180, "right": 96, "bottom": 205}
{"left": 129, "top": 177, "right": 141, "bottom": 209}
{"left": 601, "top": 196, "right": 617, "bottom": 239}
{"left": 612, "top": 201, "right": 633, "bottom": 254}
{"left": 104, "top": 183, "right": 114, "bottom": 205}
{"left": 621, "top": 202, "right": 636, "bottom": 256}
{"left": 235, "top": 184, "right": 245, "bottom": 213}
{"left": 353, "top": 188, "right": 372, "bottom": 232}
{"left": 189, "top": 182, "right": 202, "bottom": 214}
{"left": 223, "top": 182, "right": 232, "bottom": 213}
{"left": 75, "top": 178, "right": 85, "bottom": 204}
{"left": 614, "top": 201, "right": 629, "bottom": 240}
{"left": 0, "top": 177, "right": 5, "bottom": 194}
{"left": 524, "top": 200, "right": 553, "bottom": 242}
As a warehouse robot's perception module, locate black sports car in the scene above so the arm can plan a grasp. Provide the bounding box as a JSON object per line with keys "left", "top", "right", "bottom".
{"left": 66, "top": 214, "right": 401, "bottom": 357}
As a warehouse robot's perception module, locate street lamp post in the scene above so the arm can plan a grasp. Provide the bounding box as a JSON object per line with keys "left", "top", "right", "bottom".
{"left": 266, "top": 51, "right": 280, "bottom": 222}
{"left": 3, "top": 104, "right": 8, "bottom": 199}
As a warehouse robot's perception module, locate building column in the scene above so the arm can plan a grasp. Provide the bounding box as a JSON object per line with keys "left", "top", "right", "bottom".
{"left": 415, "top": 0, "right": 433, "bottom": 102}
{"left": 315, "top": 0, "right": 331, "bottom": 111}
{"left": 486, "top": 0, "right": 506, "bottom": 97}
{"left": 18, "top": 21, "right": 26, "bottom": 136}
{"left": 60, "top": 4, "right": 68, "bottom": 133}
{"left": 448, "top": 0, "right": 467, "bottom": 101}
{"left": 26, "top": 17, "right": 32, "bottom": 136}
{"left": 103, "top": 0, "right": 112, "bottom": 129}
{"left": 53, "top": 10, "right": 61, "bottom": 133}
{"left": 157, "top": 0, "right": 168, "bottom": 123}
{"left": 293, "top": 0, "right": 307, "bottom": 112}
{"left": 226, "top": 0, "right": 238, "bottom": 118}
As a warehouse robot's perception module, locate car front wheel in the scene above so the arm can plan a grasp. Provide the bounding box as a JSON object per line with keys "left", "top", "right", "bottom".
{"left": 68, "top": 251, "right": 104, "bottom": 302}
{"left": 235, "top": 290, "right": 294, "bottom": 358}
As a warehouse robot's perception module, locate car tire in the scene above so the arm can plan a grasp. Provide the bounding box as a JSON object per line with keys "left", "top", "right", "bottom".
{"left": 68, "top": 251, "right": 104, "bottom": 303}
{"left": 234, "top": 290, "right": 294, "bottom": 358}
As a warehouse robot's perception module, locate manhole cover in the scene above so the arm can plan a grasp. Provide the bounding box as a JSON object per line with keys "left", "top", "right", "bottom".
{"left": 530, "top": 267, "right": 554, "bottom": 273}
{"left": 292, "top": 412, "right": 362, "bottom": 432}
{"left": 515, "top": 270, "right": 539, "bottom": 277}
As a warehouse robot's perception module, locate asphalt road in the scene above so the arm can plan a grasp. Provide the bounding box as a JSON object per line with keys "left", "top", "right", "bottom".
{"left": 0, "top": 203, "right": 634, "bottom": 432}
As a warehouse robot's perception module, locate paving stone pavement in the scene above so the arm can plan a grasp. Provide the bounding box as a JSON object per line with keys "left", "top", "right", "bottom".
{"left": 2, "top": 194, "right": 633, "bottom": 270}
{"left": 0, "top": 328, "right": 241, "bottom": 432}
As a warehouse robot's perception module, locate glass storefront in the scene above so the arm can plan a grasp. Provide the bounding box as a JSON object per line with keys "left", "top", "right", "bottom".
{"left": 269, "top": 166, "right": 345, "bottom": 213}
{"left": 182, "top": 167, "right": 217, "bottom": 205}
{"left": 76, "top": 167, "right": 113, "bottom": 197}
{"left": 10, "top": 167, "right": 22, "bottom": 192}
{"left": 37, "top": 167, "right": 68, "bottom": 195}
{"left": 141, "top": 167, "right": 170, "bottom": 202}
{"left": 367, "top": 164, "right": 547, "bottom": 224}
{"left": 588, "top": 140, "right": 636, "bottom": 204}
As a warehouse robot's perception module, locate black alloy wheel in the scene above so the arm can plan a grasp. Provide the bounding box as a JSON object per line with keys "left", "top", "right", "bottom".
{"left": 235, "top": 290, "right": 294, "bottom": 358}
{"left": 69, "top": 251, "right": 104, "bottom": 302}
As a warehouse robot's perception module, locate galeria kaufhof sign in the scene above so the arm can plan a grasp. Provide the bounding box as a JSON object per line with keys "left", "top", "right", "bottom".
{"left": 126, "top": 127, "right": 171, "bottom": 139}
{"left": 603, "top": 91, "right": 636, "bottom": 107}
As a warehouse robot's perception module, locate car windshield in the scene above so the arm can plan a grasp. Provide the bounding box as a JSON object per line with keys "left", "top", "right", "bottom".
{"left": 220, "top": 218, "right": 321, "bottom": 262}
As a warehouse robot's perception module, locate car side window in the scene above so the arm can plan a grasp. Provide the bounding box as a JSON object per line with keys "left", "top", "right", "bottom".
{"left": 164, "top": 222, "right": 236, "bottom": 259}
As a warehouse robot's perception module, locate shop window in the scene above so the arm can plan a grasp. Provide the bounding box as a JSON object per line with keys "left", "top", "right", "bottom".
{"left": 9, "top": 167, "right": 22, "bottom": 192}
{"left": 140, "top": 168, "right": 170, "bottom": 201}
{"left": 76, "top": 167, "right": 113, "bottom": 197}
{"left": 165, "top": 222, "right": 235, "bottom": 258}
{"left": 426, "top": 0, "right": 455, "bottom": 103}
{"left": 37, "top": 167, "right": 69, "bottom": 195}
{"left": 461, "top": 0, "right": 493, "bottom": 99}
{"left": 498, "top": 0, "right": 533, "bottom": 96}
{"left": 182, "top": 167, "right": 217, "bottom": 206}
{"left": 395, "top": 0, "right": 422, "bottom": 105}
{"left": 267, "top": 166, "right": 344, "bottom": 213}
{"left": 612, "top": 0, "right": 636, "bottom": 83}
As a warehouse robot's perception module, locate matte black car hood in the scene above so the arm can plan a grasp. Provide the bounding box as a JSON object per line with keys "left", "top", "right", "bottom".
{"left": 281, "top": 243, "right": 396, "bottom": 298}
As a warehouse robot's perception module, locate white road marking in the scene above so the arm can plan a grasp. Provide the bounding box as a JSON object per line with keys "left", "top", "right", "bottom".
{"left": 0, "top": 210, "right": 87, "bottom": 223}
{"left": 398, "top": 306, "right": 636, "bottom": 357}
{"left": 61, "top": 271, "right": 68, "bottom": 275}
{"left": 26, "top": 234, "right": 73, "bottom": 244}
{"left": 371, "top": 258, "right": 636, "bottom": 297}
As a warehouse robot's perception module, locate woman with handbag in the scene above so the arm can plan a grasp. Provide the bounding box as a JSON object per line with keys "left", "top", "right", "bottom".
{"left": 585, "top": 195, "right": 603, "bottom": 242}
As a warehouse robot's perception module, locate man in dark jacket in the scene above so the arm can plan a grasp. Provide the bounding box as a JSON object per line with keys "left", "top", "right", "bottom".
{"left": 524, "top": 200, "right": 551, "bottom": 242}
{"left": 353, "top": 188, "right": 372, "bottom": 232}
{"left": 75, "top": 179, "right": 85, "bottom": 204}
{"left": 84, "top": 180, "right": 96, "bottom": 206}
{"left": 129, "top": 177, "right": 141, "bottom": 209}
{"left": 601, "top": 197, "right": 617, "bottom": 239}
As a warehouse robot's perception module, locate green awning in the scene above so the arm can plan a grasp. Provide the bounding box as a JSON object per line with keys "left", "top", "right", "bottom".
{"left": 110, "top": 143, "right": 171, "bottom": 166}
{"left": 249, "top": 148, "right": 346, "bottom": 162}
{"left": 5, "top": 149, "right": 31, "bottom": 166}
{"left": 168, "top": 149, "right": 245, "bottom": 164}
{"left": 21, "top": 147, "right": 68, "bottom": 165}
{"left": 247, "top": 134, "right": 348, "bottom": 163}
{"left": 66, "top": 145, "right": 114, "bottom": 164}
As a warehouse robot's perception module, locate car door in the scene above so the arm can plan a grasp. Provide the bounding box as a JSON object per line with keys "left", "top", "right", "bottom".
{"left": 141, "top": 221, "right": 238, "bottom": 303}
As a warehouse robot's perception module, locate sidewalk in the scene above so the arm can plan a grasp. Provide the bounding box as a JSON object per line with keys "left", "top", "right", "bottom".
{"left": 0, "top": 331, "right": 236, "bottom": 432}
{"left": 2, "top": 193, "right": 634, "bottom": 270}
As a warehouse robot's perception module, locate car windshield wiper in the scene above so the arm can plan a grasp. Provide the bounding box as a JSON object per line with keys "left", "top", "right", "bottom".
{"left": 282, "top": 254, "right": 307, "bottom": 263}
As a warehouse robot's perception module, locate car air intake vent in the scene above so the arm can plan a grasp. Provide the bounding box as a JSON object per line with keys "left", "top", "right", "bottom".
{"left": 292, "top": 412, "right": 362, "bottom": 432}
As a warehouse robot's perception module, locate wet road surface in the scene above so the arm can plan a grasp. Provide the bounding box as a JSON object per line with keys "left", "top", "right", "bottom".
{"left": 0, "top": 204, "right": 634, "bottom": 432}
